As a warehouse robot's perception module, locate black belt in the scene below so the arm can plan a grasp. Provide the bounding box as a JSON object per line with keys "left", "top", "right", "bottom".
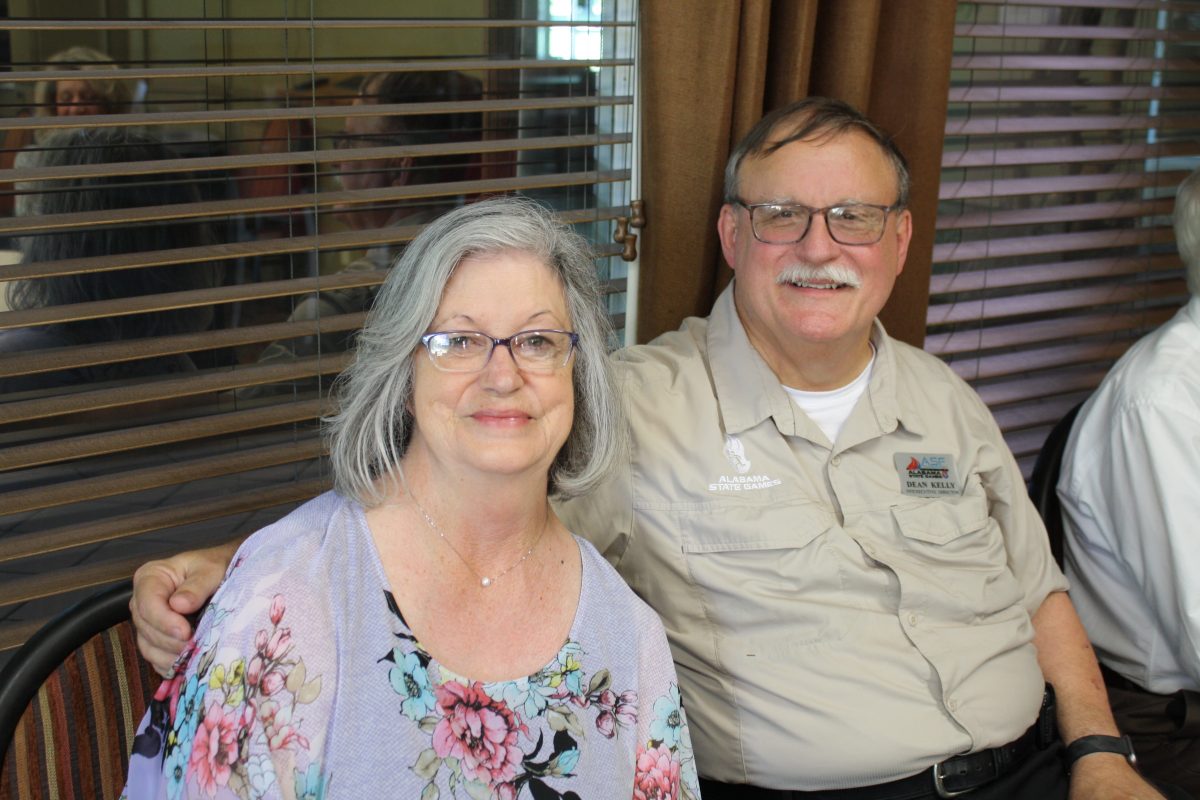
{"left": 700, "top": 688, "right": 1058, "bottom": 800}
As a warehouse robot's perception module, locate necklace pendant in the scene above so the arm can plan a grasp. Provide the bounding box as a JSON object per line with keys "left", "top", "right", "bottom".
{"left": 480, "top": 576, "right": 492, "bottom": 588}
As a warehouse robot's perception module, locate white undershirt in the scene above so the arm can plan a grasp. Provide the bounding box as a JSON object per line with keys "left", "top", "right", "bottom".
{"left": 782, "top": 348, "right": 876, "bottom": 444}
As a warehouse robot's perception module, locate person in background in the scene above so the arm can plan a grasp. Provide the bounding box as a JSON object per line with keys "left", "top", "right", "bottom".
{"left": 121, "top": 197, "right": 700, "bottom": 800}
{"left": 1, "top": 128, "right": 218, "bottom": 393}
{"left": 132, "top": 98, "right": 1180, "bottom": 799}
{"left": 245, "top": 70, "right": 482, "bottom": 370}
{"left": 7, "top": 46, "right": 136, "bottom": 219}
{"left": 32, "top": 45, "right": 132, "bottom": 122}
{"left": 1058, "top": 167, "right": 1200, "bottom": 795}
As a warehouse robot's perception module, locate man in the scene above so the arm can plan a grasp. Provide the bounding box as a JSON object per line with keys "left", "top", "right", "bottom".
{"left": 131, "top": 98, "right": 1168, "bottom": 798}
{"left": 1058, "top": 167, "right": 1200, "bottom": 795}
{"left": 251, "top": 70, "right": 481, "bottom": 366}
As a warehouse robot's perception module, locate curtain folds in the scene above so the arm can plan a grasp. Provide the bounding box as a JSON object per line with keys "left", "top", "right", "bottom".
{"left": 638, "top": 0, "right": 957, "bottom": 346}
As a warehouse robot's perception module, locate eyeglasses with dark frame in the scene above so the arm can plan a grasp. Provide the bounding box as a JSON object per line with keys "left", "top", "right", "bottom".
{"left": 733, "top": 199, "right": 903, "bottom": 246}
{"left": 420, "top": 329, "right": 580, "bottom": 373}
{"left": 330, "top": 131, "right": 408, "bottom": 151}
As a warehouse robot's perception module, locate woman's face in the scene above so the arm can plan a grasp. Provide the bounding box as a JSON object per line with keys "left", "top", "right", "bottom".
{"left": 54, "top": 80, "right": 106, "bottom": 116}
{"left": 407, "top": 250, "right": 576, "bottom": 484}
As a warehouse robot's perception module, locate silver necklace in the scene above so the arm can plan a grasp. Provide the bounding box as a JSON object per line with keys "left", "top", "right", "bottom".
{"left": 403, "top": 480, "right": 548, "bottom": 588}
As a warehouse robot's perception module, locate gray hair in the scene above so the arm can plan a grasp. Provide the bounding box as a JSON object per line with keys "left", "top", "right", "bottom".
{"left": 326, "top": 196, "right": 623, "bottom": 505}
{"left": 1175, "top": 167, "right": 1200, "bottom": 297}
{"left": 723, "top": 96, "right": 910, "bottom": 210}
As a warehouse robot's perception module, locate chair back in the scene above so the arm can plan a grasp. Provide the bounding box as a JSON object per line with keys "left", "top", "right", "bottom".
{"left": 0, "top": 581, "right": 161, "bottom": 800}
{"left": 1028, "top": 400, "right": 1087, "bottom": 568}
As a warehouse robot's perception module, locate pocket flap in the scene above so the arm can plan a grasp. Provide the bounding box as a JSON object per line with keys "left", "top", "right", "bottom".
{"left": 679, "top": 501, "right": 836, "bottom": 553}
{"left": 891, "top": 495, "right": 989, "bottom": 545}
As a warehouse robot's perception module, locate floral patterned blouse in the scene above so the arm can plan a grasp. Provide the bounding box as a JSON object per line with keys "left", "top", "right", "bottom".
{"left": 122, "top": 491, "right": 701, "bottom": 800}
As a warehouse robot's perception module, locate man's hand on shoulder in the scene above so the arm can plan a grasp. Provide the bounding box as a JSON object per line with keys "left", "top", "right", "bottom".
{"left": 129, "top": 540, "right": 240, "bottom": 676}
{"left": 1069, "top": 755, "right": 1166, "bottom": 800}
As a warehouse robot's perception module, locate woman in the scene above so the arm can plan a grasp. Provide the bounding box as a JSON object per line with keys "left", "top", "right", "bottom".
{"left": 122, "top": 197, "right": 700, "bottom": 800}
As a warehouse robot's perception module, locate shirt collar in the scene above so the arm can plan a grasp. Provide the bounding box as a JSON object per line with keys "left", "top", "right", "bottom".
{"left": 705, "top": 284, "right": 925, "bottom": 440}
{"left": 706, "top": 284, "right": 801, "bottom": 436}
{"left": 860, "top": 320, "right": 923, "bottom": 439}
{"left": 1182, "top": 294, "right": 1200, "bottom": 329}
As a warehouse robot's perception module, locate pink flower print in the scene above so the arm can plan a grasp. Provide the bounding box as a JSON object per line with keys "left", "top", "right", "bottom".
{"left": 259, "top": 699, "right": 310, "bottom": 752}
{"left": 264, "top": 628, "right": 292, "bottom": 660}
{"left": 494, "top": 782, "right": 518, "bottom": 800}
{"left": 268, "top": 594, "right": 286, "bottom": 626}
{"left": 594, "top": 688, "right": 638, "bottom": 738}
{"left": 634, "top": 744, "right": 682, "bottom": 800}
{"left": 189, "top": 701, "right": 240, "bottom": 795}
{"left": 260, "top": 669, "right": 286, "bottom": 697}
{"left": 255, "top": 630, "right": 269, "bottom": 654}
{"left": 432, "top": 681, "right": 524, "bottom": 786}
{"left": 247, "top": 655, "right": 264, "bottom": 688}
{"left": 616, "top": 689, "right": 638, "bottom": 727}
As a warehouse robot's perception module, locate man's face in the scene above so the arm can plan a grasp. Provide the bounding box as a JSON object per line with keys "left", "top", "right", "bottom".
{"left": 718, "top": 128, "right": 912, "bottom": 382}
{"left": 333, "top": 106, "right": 398, "bottom": 194}
{"left": 331, "top": 98, "right": 411, "bottom": 230}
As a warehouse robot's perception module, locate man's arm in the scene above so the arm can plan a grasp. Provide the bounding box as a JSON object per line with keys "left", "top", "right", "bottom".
{"left": 1076, "top": 400, "right": 1200, "bottom": 683}
{"left": 1032, "top": 591, "right": 1164, "bottom": 800}
{"left": 129, "top": 538, "right": 241, "bottom": 675}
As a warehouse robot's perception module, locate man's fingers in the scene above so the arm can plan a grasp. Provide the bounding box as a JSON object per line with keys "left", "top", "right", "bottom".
{"left": 166, "top": 585, "right": 207, "bottom": 616}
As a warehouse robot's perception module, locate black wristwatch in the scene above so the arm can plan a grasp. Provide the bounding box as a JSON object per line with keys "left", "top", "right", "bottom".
{"left": 1065, "top": 734, "right": 1137, "bottom": 769}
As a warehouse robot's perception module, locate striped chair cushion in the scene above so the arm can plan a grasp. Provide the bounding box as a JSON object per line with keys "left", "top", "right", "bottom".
{"left": 0, "top": 620, "right": 161, "bottom": 800}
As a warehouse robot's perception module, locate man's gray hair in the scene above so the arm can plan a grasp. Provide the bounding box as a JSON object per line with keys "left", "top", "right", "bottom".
{"left": 326, "top": 195, "right": 623, "bottom": 504}
{"left": 1174, "top": 167, "right": 1200, "bottom": 296}
{"left": 723, "top": 96, "right": 910, "bottom": 210}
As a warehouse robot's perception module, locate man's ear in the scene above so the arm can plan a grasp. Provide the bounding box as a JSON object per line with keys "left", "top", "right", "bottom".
{"left": 893, "top": 208, "right": 913, "bottom": 277}
{"left": 718, "top": 203, "right": 741, "bottom": 271}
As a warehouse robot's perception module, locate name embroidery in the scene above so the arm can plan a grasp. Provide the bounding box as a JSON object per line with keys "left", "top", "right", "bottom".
{"left": 894, "top": 452, "right": 961, "bottom": 497}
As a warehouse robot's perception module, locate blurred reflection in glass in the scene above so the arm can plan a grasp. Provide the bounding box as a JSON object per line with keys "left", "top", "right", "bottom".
{"left": 33, "top": 46, "right": 133, "bottom": 121}
{"left": 243, "top": 71, "right": 481, "bottom": 381}
{"left": 0, "top": 128, "right": 220, "bottom": 393}
{"left": 12, "top": 46, "right": 137, "bottom": 218}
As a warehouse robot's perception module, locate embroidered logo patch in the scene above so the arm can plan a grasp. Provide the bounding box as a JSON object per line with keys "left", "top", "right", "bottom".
{"left": 723, "top": 435, "right": 751, "bottom": 474}
{"left": 894, "top": 453, "right": 961, "bottom": 497}
{"left": 709, "top": 436, "right": 782, "bottom": 492}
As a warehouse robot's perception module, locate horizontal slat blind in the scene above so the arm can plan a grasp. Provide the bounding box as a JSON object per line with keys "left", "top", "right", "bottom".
{"left": 0, "top": 2, "right": 639, "bottom": 659}
{"left": 931, "top": 1, "right": 1199, "bottom": 478}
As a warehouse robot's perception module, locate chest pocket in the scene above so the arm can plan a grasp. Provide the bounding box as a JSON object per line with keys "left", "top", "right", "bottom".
{"left": 676, "top": 500, "right": 851, "bottom": 650}
{"left": 888, "top": 486, "right": 1021, "bottom": 612}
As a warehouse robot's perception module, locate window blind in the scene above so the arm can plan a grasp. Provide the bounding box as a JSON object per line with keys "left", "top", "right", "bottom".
{"left": 932, "top": 0, "right": 1198, "bottom": 478}
{"left": 0, "top": 1, "right": 640, "bottom": 659}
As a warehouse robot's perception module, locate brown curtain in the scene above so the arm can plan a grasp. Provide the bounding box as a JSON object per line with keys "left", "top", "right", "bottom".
{"left": 637, "top": 0, "right": 958, "bottom": 347}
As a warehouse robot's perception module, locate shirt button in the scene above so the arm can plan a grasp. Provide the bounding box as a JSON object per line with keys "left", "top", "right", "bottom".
{"left": 907, "top": 612, "right": 919, "bottom": 626}
{"left": 947, "top": 698, "right": 959, "bottom": 711}
{"left": 831, "top": 455, "right": 842, "bottom": 467}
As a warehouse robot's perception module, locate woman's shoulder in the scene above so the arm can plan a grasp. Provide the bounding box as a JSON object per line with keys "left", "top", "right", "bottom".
{"left": 232, "top": 490, "right": 356, "bottom": 562}
{"left": 209, "top": 490, "right": 362, "bottom": 617}
{"left": 574, "top": 535, "right": 669, "bottom": 638}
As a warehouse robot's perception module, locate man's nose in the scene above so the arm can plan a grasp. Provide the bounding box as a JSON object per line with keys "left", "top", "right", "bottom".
{"left": 793, "top": 212, "right": 842, "bottom": 261}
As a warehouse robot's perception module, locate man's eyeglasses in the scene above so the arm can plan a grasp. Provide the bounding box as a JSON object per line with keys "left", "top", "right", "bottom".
{"left": 733, "top": 200, "right": 902, "bottom": 246}
{"left": 420, "top": 330, "right": 579, "bottom": 373}
{"left": 330, "top": 132, "right": 406, "bottom": 151}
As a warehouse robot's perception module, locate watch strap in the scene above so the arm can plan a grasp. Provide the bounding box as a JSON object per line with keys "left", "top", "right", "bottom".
{"left": 1065, "top": 734, "right": 1137, "bottom": 768}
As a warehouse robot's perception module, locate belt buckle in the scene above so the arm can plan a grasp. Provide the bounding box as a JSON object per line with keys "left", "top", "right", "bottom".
{"left": 932, "top": 762, "right": 977, "bottom": 799}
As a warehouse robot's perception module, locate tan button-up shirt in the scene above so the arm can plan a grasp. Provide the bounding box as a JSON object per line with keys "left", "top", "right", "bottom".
{"left": 558, "top": 286, "right": 1067, "bottom": 790}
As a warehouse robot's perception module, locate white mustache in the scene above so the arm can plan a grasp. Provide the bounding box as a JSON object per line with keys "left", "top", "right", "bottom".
{"left": 776, "top": 264, "right": 862, "bottom": 289}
